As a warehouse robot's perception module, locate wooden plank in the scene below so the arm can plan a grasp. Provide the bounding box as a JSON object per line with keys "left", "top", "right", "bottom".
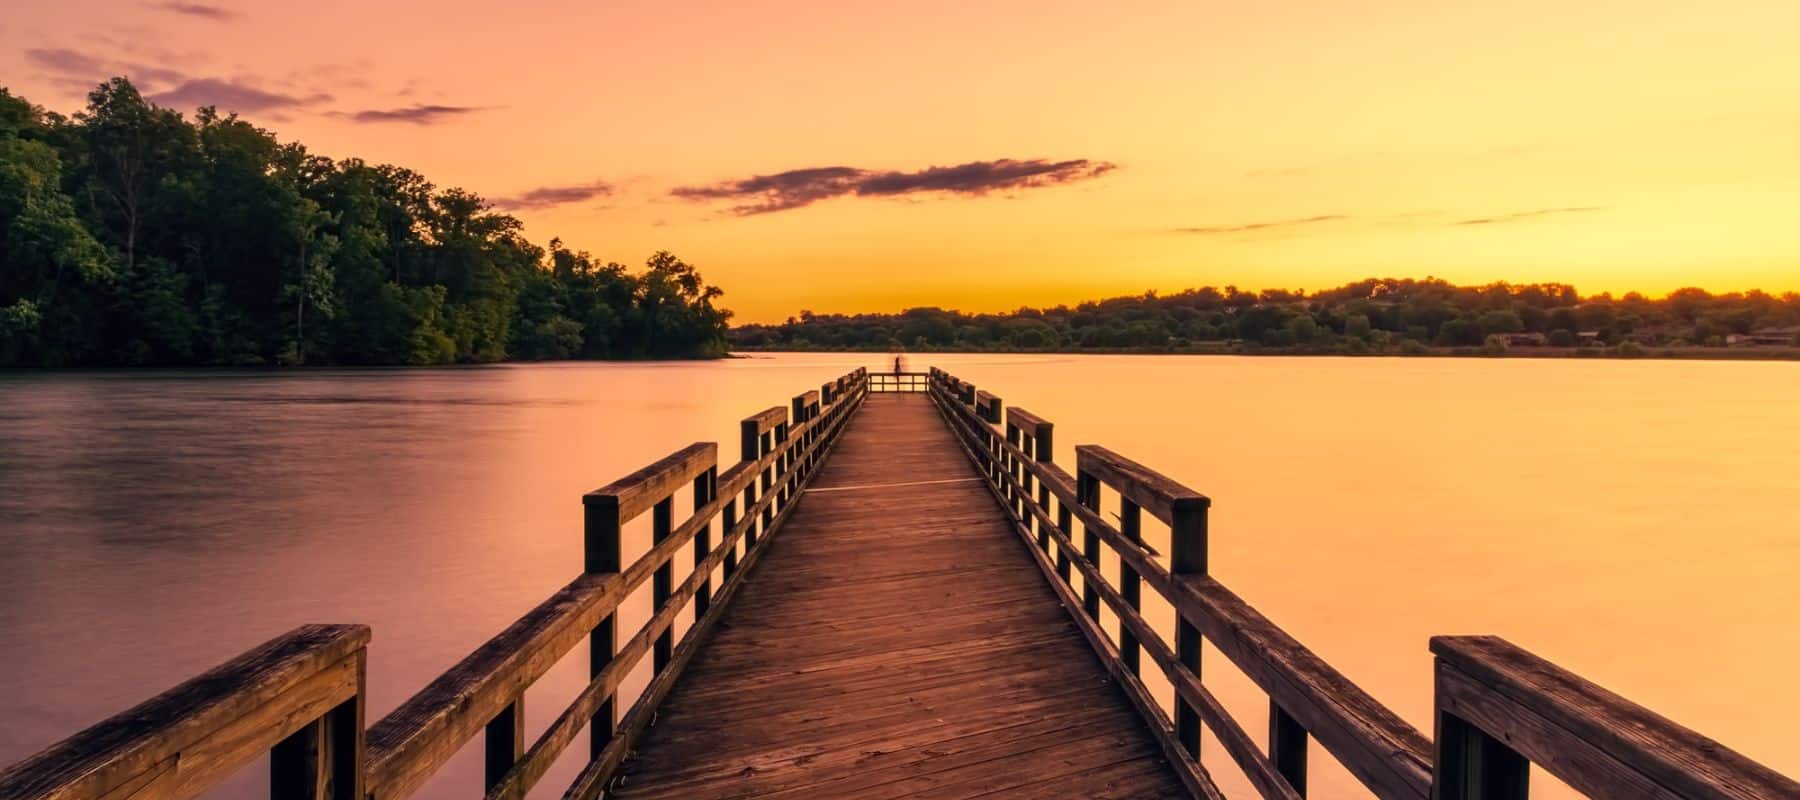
{"left": 1074, "top": 444, "right": 1209, "bottom": 528}
{"left": 0, "top": 625, "right": 367, "bottom": 800}
{"left": 607, "top": 395, "right": 1187, "bottom": 800}
{"left": 935, "top": 386, "right": 1433, "bottom": 800}
{"left": 583, "top": 442, "right": 717, "bottom": 522}
{"left": 1004, "top": 406, "right": 1054, "bottom": 460}
{"left": 1431, "top": 636, "right": 1800, "bottom": 799}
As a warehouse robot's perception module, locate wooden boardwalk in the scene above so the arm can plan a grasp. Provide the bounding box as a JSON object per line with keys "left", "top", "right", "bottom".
{"left": 10, "top": 369, "right": 1796, "bottom": 800}
{"left": 611, "top": 394, "right": 1186, "bottom": 799}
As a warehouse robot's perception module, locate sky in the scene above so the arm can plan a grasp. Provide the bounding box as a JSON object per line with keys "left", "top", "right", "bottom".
{"left": 6, "top": 0, "right": 1799, "bottom": 322}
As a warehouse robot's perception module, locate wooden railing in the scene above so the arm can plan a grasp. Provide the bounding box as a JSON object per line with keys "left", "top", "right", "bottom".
{"left": 0, "top": 367, "right": 870, "bottom": 800}
{"left": 868, "top": 370, "right": 929, "bottom": 393}
{"left": 925, "top": 367, "right": 1799, "bottom": 800}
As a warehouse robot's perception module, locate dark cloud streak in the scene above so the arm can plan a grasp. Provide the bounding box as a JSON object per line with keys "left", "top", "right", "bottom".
{"left": 671, "top": 158, "right": 1115, "bottom": 216}
{"left": 493, "top": 180, "right": 614, "bottom": 211}
{"left": 1452, "top": 206, "right": 1604, "bottom": 226}
{"left": 147, "top": 79, "right": 329, "bottom": 113}
{"left": 1173, "top": 215, "right": 1348, "bottom": 235}
{"left": 152, "top": 2, "right": 239, "bottom": 20}
{"left": 340, "top": 104, "right": 482, "bottom": 125}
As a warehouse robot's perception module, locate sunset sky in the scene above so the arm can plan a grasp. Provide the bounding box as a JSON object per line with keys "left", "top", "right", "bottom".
{"left": 7, "top": 0, "right": 1798, "bottom": 322}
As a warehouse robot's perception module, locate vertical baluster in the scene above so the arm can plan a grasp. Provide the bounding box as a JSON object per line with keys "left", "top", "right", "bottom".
{"left": 1171, "top": 500, "right": 1209, "bottom": 759}
{"left": 1118, "top": 499, "right": 1142, "bottom": 675}
{"left": 1034, "top": 420, "right": 1055, "bottom": 554}
{"left": 271, "top": 649, "right": 364, "bottom": 800}
{"left": 482, "top": 697, "right": 523, "bottom": 792}
{"left": 1006, "top": 422, "right": 1023, "bottom": 521}
{"left": 582, "top": 494, "right": 623, "bottom": 758}
{"left": 722, "top": 495, "right": 739, "bottom": 581}
{"left": 1055, "top": 498, "right": 1074, "bottom": 582}
{"left": 651, "top": 496, "right": 674, "bottom": 674}
{"left": 759, "top": 428, "right": 775, "bottom": 535}
{"left": 1076, "top": 471, "right": 1102, "bottom": 621}
{"left": 693, "top": 466, "right": 717, "bottom": 618}
{"left": 1270, "top": 700, "right": 1309, "bottom": 795}
{"left": 1434, "top": 711, "right": 1529, "bottom": 799}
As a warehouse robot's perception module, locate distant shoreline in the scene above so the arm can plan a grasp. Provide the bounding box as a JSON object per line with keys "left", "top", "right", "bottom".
{"left": 732, "top": 345, "right": 1800, "bottom": 362}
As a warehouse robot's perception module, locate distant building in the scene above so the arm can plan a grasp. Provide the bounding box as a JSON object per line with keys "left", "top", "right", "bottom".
{"left": 1577, "top": 331, "right": 1606, "bottom": 346}
{"left": 1727, "top": 327, "right": 1798, "bottom": 346}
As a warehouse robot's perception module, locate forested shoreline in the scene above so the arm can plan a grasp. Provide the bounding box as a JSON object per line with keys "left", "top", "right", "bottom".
{"left": 733, "top": 280, "right": 1800, "bottom": 358}
{"left": 1, "top": 79, "right": 730, "bottom": 367}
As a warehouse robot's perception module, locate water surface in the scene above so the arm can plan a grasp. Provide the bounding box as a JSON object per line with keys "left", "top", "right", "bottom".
{"left": 1, "top": 354, "right": 1795, "bottom": 797}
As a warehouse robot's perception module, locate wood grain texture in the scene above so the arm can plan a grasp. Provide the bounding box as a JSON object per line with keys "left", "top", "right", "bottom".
{"left": 1431, "top": 636, "right": 1800, "bottom": 800}
{"left": 610, "top": 394, "right": 1187, "bottom": 799}
{"left": 1074, "top": 445, "right": 1209, "bottom": 528}
{"left": 0, "top": 625, "right": 367, "bottom": 800}
{"left": 584, "top": 442, "right": 718, "bottom": 522}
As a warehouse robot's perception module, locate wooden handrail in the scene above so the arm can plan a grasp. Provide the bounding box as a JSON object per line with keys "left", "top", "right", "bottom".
{"left": 366, "top": 367, "right": 868, "bottom": 800}
{"left": 0, "top": 625, "right": 369, "bottom": 800}
{"left": 1431, "top": 636, "right": 1800, "bottom": 799}
{"left": 928, "top": 369, "right": 1433, "bottom": 800}
{"left": 3, "top": 368, "right": 867, "bottom": 800}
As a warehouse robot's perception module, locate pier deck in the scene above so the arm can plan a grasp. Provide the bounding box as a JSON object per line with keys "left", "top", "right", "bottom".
{"left": 6, "top": 367, "right": 1796, "bottom": 800}
{"left": 611, "top": 394, "right": 1184, "bottom": 799}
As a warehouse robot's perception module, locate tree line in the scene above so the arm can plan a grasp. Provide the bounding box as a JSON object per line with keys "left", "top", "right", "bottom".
{"left": 733, "top": 279, "right": 1800, "bottom": 355}
{"left": 1, "top": 79, "right": 731, "bottom": 367}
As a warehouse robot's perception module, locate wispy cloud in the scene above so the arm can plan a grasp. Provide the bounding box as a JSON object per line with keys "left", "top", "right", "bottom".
{"left": 338, "top": 104, "right": 482, "bottom": 125}
{"left": 1452, "top": 206, "right": 1605, "bottom": 226}
{"left": 147, "top": 78, "right": 329, "bottom": 113}
{"left": 151, "top": 2, "right": 238, "bottom": 21}
{"left": 26, "top": 48, "right": 107, "bottom": 75}
{"left": 493, "top": 180, "right": 614, "bottom": 211}
{"left": 672, "top": 158, "right": 1116, "bottom": 216}
{"left": 1173, "top": 215, "right": 1348, "bottom": 235}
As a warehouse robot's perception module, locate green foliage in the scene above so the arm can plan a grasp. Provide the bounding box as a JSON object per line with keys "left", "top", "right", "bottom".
{"left": 735, "top": 279, "right": 1800, "bottom": 356}
{"left": 0, "top": 80, "right": 730, "bottom": 366}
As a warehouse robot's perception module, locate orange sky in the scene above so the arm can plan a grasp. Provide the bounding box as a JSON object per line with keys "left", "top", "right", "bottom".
{"left": 8, "top": 1, "right": 1799, "bottom": 322}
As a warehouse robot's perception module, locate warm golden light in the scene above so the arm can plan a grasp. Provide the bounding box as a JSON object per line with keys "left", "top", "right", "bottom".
{"left": 9, "top": 0, "right": 1798, "bottom": 322}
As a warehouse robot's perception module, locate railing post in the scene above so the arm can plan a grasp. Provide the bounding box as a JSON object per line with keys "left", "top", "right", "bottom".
{"left": 482, "top": 697, "right": 523, "bottom": 793}
{"left": 1076, "top": 470, "right": 1102, "bottom": 622}
{"left": 1034, "top": 422, "right": 1054, "bottom": 553}
{"left": 1117, "top": 499, "right": 1142, "bottom": 676}
{"left": 759, "top": 427, "right": 776, "bottom": 536}
{"left": 1171, "top": 499, "right": 1208, "bottom": 760}
{"left": 722, "top": 495, "right": 739, "bottom": 581}
{"left": 582, "top": 494, "right": 622, "bottom": 758}
{"left": 1271, "top": 700, "right": 1309, "bottom": 796}
{"left": 271, "top": 648, "right": 365, "bottom": 800}
{"left": 694, "top": 465, "right": 718, "bottom": 617}
{"left": 1433, "top": 711, "right": 1528, "bottom": 799}
{"left": 650, "top": 496, "right": 675, "bottom": 673}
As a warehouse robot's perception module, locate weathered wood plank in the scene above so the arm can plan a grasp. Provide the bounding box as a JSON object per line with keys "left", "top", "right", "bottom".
{"left": 583, "top": 442, "right": 717, "bottom": 522}
{"left": 0, "top": 625, "right": 367, "bottom": 800}
{"left": 1074, "top": 444, "right": 1209, "bottom": 528}
{"left": 1431, "top": 636, "right": 1800, "bottom": 800}
{"left": 608, "top": 395, "right": 1187, "bottom": 800}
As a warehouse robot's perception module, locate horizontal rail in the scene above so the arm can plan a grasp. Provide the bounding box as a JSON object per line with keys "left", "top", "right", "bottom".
{"left": 931, "top": 366, "right": 1799, "bottom": 800}
{"left": 0, "top": 625, "right": 368, "bottom": 800}
{"left": 930, "top": 369, "right": 1432, "bottom": 799}
{"left": 4, "top": 368, "right": 868, "bottom": 800}
{"left": 1431, "top": 636, "right": 1800, "bottom": 799}
{"left": 366, "top": 367, "right": 867, "bottom": 800}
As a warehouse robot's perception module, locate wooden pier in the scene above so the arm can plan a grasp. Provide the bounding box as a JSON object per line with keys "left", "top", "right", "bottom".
{"left": 2, "top": 367, "right": 1796, "bottom": 800}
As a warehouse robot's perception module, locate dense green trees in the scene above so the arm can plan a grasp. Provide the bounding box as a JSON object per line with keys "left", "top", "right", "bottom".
{"left": 0, "top": 80, "right": 730, "bottom": 366}
{"left": 734, "top": 279, "right": 1800, "bottom": 355}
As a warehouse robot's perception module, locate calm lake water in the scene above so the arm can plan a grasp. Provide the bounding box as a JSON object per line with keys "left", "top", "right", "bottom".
{"left": 2, "top": 353, "right": 1796, "bottom": 798}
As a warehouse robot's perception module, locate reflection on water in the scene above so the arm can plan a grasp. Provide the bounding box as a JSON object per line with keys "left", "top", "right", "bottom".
{"left": 2, "top": 354, "right": 1796, "bottom": 797}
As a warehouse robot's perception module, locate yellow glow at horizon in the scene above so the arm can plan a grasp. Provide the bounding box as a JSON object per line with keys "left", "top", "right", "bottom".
{"left": 6, "top": 0, "right": 1799, "bottom": 321}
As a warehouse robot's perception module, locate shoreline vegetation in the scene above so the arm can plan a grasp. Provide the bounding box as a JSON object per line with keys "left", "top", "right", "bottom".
{"left": 733, "top": 280, "right": 1800, "bottom": 361}
{"left": 1, "top": 79, "right": 730, "bottom": 368}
